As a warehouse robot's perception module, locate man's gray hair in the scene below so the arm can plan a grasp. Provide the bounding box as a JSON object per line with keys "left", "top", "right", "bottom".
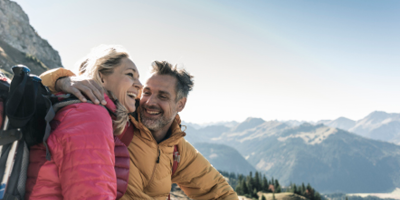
{"left": 150, "top": 61, "right": 194, "bottom": 101}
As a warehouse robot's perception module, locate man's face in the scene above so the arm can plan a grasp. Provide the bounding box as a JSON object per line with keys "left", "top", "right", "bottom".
{"left": 139, "top": 74, "right": 186, "bottom": 132}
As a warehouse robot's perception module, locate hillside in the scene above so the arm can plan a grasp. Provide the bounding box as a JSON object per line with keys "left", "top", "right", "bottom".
{"left": 258, "top": 192, "right": 308, "bottom": 200}
{"left": 192, "top": 143, "right": 256, "bottom": 174}
{"left": 0, "top": 0, "right": 62, "bottom": 76}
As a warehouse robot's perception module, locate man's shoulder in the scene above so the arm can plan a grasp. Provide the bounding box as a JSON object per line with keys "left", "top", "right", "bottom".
{"left": 176, "top": 138, "right": 198, "bottom": 158}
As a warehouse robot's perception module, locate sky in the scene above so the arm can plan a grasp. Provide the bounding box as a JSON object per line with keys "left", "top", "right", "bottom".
{"left": 13, "top": 0, "right": 400, "bottom": 124}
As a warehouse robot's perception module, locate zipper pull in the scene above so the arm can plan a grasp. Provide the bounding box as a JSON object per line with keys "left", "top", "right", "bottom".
{"left": 156, "top": 149, "right": 160, "bottom": 163}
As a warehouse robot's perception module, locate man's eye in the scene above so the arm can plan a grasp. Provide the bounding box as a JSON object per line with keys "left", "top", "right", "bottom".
{"left": 127, "top": 73, "right": 134, "bottom": 77}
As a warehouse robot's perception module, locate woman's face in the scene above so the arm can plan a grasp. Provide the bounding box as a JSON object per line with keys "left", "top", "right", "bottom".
{"left": 101, "top": 57, "right": 142, "bottom": 112}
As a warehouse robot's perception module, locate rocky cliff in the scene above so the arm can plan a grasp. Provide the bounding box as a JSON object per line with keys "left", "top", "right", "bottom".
{"left": 0, "top": 0, "right": 62, "bottom": 76}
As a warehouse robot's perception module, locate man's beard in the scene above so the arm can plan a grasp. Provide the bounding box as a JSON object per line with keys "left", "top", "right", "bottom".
{"left": 139, "top": 106, "right": 174, "bottom": 132}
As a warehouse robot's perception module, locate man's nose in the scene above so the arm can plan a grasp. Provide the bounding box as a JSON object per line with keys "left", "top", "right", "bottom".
{"left": 145, "top": 94, "right": 157, "bottom": 106}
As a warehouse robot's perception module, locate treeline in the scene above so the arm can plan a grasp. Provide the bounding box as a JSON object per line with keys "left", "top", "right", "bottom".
{"left": 236, "top": 171, "right": 281, "bottom": 199}
{"left": 288, "top": 182, "right": 323, "bottom": 200}
{"left": 219, "top": 170, "right": 323, "bottom": 200}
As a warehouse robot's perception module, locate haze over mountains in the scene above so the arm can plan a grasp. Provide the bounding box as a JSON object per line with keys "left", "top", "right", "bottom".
{"left": 187, "top": 111, "right": 400, "bottom": 145}
{"left": 183, "top": 111, "right": 400, "bottom": 193}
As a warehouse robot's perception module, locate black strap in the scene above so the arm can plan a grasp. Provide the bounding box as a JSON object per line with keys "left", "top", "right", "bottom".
{"left": 5, "top": 140, "right": 26, "bottom": 200}
{"left": 43, "top": 97, "right": 55, "bottom": 161}
{"left": 0, "top": 129, "right": 22, "bottom": 145}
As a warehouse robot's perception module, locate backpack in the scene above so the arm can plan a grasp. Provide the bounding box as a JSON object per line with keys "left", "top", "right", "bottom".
{"left": 0, "top": 65, "right": 58, "bottom": 200}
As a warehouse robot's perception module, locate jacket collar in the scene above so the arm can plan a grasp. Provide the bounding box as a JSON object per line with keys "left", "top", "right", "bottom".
{"left": 103, "top": 94, "right": 117, "bottom": 113}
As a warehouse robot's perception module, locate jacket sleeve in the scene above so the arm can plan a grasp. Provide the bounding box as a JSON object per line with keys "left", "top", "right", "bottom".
{"left": 39, "top": 68, "right": 76, "bottom": 93}
{"left": 47, "top": 103, "right": 117, "bottom": 200}
{"left": 172, "top": 139, "right": 238, "bottom": 200}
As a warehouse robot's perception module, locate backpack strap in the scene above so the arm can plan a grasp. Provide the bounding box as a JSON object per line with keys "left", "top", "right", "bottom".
{"left": 43, "top": 98, "right": 110, "bottom": 161}
{"left": 168, "top": 145, "right": 180, "bottom": 200}
{"left": 172, "top": 145, "right": 180, "bottom": 176}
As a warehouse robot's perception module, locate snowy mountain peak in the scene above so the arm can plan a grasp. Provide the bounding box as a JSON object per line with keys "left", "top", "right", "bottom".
{"left": 278, "top": 126, "right": 337, "bottom": 145}
{"left": 231, "top": 117, "right": 266, "bottom": 132}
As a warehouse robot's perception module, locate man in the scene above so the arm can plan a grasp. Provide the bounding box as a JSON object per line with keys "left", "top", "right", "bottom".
{"left": 40, "top": 60, "right": 238, "bottom": 200}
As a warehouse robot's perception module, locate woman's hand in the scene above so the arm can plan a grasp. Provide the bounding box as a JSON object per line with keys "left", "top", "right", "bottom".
{"left": 56, "top": 76, "right": 107, "bottom": 105}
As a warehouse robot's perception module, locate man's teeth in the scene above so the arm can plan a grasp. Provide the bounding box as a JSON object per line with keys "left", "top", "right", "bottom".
{"left": 127, "top": 92, "right": 136, "bottom": 98}
{"left": 147, "top": 110, "right": 160, "bottom": 115}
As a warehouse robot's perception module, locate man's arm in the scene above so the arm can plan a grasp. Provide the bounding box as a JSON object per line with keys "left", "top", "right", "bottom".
{"left": 39, "top": 68, "right": 106, "bottom": 105}
{"left": 172, "top": 139, "right": 238, "bottom": 200}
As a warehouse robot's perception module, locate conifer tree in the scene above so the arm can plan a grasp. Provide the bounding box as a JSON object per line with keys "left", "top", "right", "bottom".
{"left": 301, "top": 183, "right": 306, "bottom": 195}
{"left": 276, "top": 185, "right": 281, "bottom": 193}
{"left": 262, "top": 175, "right": 268, "bottom": 192}
{"left": 255, "top": 171, "right": 261, "bottom": 191}
{"left": 242, "top": 179, "right": 249, "bottom": 195}
{"left": 275, "top": 180, "right": 280, "bottom": 190}
{"left": 238, "top": 174, "right": 243, "bottom": 182}
{"left": 271, "top": 177, "right": 275, "bottom": 186}
{"left": 235, "top": 181, "right": 243, "bottom": 195}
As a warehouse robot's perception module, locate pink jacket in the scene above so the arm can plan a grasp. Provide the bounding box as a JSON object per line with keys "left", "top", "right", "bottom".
{"left": 25, "top": 95, "right": 129, "bottom": 200}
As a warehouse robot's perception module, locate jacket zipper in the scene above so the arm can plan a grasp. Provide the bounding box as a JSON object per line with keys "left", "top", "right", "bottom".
{"left": 146, "top": 146, "right": 159, "bottom": 188}
{"left": 145, "top": 131, "right": 184, "bottom": 190}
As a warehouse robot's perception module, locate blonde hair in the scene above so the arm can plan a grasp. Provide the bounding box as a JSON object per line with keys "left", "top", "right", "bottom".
{"left": 77, "top": 45, "right": 130, "bottom": 135}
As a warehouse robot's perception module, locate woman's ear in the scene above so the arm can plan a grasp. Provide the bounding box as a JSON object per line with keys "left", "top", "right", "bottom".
{"left": 99, "top": 73, "right": 105, "bottom": 84}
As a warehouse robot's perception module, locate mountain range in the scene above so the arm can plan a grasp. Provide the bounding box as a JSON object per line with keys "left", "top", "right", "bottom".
{"left": 320, "top": 111, "right": 400, "bottom": 145}
{"left": 183, "top": 112, "right": 400, "bottom": 193}
{"left": 188, "top": 111, "right": 400, "bottom": 145}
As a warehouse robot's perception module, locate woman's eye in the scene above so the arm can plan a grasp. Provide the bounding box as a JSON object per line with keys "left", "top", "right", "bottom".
{"left": 127, "top": 73, "right": 134, "bottom": 77}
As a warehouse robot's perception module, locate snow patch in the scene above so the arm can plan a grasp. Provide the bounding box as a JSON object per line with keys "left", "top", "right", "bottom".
{"left": 256, "top": 159, "right": 274, "bottom": 171}
{"left": 278, "top": 126, "right": 337, "bottom": 145}
{"left": 209, "top": 153, "right": 218, "bottom": 159}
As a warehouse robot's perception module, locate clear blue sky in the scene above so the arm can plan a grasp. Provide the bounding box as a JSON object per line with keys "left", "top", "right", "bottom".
{"left": 14, "top": 0, "right": 400, "bottom": 123}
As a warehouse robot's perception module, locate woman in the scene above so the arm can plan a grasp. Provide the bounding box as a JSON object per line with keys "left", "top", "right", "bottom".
{"left": 25, "top": 45, "right": 142, "bottom": 200}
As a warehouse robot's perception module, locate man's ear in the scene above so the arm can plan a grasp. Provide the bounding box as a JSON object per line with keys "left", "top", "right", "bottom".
{"left": 177, "top": 97, "right": 187, "bottom": 112}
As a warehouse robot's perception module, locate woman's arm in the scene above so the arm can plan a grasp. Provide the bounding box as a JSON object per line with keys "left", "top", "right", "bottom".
{"left": 47, "top": 103, "right": 117, "bottom": 200}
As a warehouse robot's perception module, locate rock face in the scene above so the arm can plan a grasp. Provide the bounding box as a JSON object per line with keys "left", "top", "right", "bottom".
{"left": 0, "top": 0, "right": 62, "bottom": 76}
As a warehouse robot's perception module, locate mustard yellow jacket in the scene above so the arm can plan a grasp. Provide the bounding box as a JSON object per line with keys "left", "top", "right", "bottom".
{"left": 40, "top": 68, "right": 238, "bottom": 200}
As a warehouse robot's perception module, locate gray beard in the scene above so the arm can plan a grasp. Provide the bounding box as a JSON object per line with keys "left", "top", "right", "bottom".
{"left": 140, "top": 110, "right": 174, "bottom": 132}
